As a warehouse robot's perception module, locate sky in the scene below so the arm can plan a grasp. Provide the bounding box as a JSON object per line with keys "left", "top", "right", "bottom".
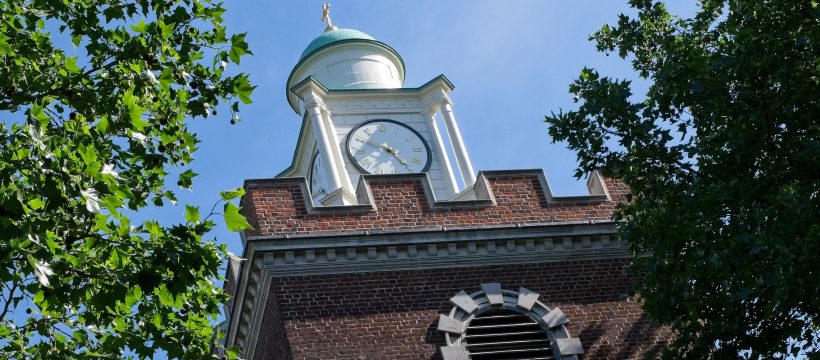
{"left": 178, "top": 1, "right": 696, "bottom": 258}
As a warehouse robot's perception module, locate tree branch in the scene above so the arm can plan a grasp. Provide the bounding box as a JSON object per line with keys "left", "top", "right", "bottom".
{"left": 0, "top": 280, "right": 20, "bottom": 321}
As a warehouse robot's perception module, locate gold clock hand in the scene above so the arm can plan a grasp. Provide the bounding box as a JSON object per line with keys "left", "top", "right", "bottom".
{"left": 381, "top": 143, "right": 414, "bottom": 172}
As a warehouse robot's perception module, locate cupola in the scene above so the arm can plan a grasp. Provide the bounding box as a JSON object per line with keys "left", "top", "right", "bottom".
{"left": 286, "top": 8, "right": 405, "bottom": 113}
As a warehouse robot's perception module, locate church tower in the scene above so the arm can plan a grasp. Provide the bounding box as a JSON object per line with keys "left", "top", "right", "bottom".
{"left": 222, "top": 7, "right": 671, "bottom": 360}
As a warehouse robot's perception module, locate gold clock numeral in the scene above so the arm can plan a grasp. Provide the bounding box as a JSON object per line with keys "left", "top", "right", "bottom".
{"left": 363, "top": 128, "right": 373, "bottom": 136}
{"left": 413, "top": 147, "right": 422, "bottom": 152}
{"left": 355, "top": 137, "right": 365, "bottom": 143}
{"left": 355, "top": 149, "right": 365, "bottom": 155}
{"left": 378, "top": 124, "right": 387, "bottom": 132}
{"left": 360, "top": 158, "right": 372, "bottom": 168}
{"left": 413, "top": 158, "right": 422, "bottom": 165}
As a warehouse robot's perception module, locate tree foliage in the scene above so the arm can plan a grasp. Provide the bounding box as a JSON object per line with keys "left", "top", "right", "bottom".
{"left": 0, "top": 0, "right": 253, "bottom": 358}
{"left": 546, "top": 0, "right": 819, "bottom": 358}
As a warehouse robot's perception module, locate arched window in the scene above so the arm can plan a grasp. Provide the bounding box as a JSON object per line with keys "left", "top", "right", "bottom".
{"left": 437, "top": 283, "right": 584, "bottom": 360}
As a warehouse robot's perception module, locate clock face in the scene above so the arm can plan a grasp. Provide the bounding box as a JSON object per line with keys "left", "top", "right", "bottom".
{"left": 309, "top": 152, "right": 329, "bottom": 199}
{"left": 346, "top": 119, "right": 431, "bottom": 174}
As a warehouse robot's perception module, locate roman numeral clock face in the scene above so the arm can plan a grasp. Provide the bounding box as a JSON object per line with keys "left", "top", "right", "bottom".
{"left": 346, "top": 119, "right": 431, "bottom": 174}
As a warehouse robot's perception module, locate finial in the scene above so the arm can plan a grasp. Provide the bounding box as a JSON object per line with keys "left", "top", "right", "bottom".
{"left": 321, "top": 4, "right": 338, "bottom": 32}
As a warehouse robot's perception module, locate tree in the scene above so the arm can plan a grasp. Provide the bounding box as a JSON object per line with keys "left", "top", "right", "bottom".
{"left": 0, "top": 0, "right": 254, "bottom": 358}
{"left": 546, "top": 0, "right": 819, "bottom": 358}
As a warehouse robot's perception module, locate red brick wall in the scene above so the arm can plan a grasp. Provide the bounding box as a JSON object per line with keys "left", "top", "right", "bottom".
{"left": 240, "top": 172, "right": 668, "bottom": 359}
{"left": 242, "top": 173, "right": 628, "bottom": 238}
{"left": 254, "top": 286, "right": 292, "bottom": 360}
{"left": 253, "top": 259, "right": 670, "bottom": 360}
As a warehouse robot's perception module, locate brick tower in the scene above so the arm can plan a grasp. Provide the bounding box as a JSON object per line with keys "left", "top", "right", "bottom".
{"left": 222, "top": 10, "right": 670, "bottom": 360}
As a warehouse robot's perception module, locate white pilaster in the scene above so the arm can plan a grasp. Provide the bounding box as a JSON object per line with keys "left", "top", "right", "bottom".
{"left": 320, "top": 107, "right": 355, "bottom": 195}
{"left": 440, "top": 99, "right": 476, "bottom": 187}
{"left": 305, "top": 96, "right": 343, "bottom": 193}
{"left": 424, "top": 110, "right": 458, "bottom": 197}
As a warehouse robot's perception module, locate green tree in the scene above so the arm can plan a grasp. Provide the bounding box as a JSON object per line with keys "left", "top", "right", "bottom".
{"left": 546, "top": 0, "right": 819, "bottom": 358}
{"left": 0, "top": 0, "right": 254, "bottom": 358}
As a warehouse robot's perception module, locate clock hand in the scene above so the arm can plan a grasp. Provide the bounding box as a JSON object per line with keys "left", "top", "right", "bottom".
{"left": 381, "top": 143, "right": 414, "bottom": 172}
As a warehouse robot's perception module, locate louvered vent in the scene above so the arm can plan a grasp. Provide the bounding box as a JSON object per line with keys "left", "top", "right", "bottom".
{"left": 464, "top": 309, "right": 554, "bottom": 360}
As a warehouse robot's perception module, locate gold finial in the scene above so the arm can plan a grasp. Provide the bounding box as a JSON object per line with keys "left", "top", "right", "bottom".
{"left": 321, "top": 4, "right": 337, "bottom": 32}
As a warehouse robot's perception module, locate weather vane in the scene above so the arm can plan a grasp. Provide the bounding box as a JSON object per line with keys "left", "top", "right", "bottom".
{"left": 321, "top": 4, "right": 337, "bottom": 32}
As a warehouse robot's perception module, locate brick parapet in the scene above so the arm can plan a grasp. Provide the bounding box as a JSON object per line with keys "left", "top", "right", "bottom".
{"left": 241, "top": 170, "right": 627, "bottom": 239}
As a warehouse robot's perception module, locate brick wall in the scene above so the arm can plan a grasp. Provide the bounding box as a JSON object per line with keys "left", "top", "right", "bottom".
{"left": 253, "top": 259, "right": 670, "bottom": 360}
{"left": 242, "top": 173, "right": 629, "bottom": 238}
{"left": 238, "top": 172, "right": 670, "bottom": 359}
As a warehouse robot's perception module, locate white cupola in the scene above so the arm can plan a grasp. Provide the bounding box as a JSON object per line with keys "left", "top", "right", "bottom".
{"left": 286, "top": 27, "right": 405, "bottom": 113}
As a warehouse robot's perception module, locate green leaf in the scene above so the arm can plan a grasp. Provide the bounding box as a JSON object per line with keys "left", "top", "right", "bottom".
{"left": 103, "top": 6, "right": 125, "bottom": 22}
{"left": 0, "top": 34, "right": 12, "bottom": 55}
{"left": 65, "top": 56, "right": 80, "bottom": 73}
{"left": 130, "top": 106, "right": 148, "bottom": 130}
{"left": 123, "top": 90, "right": 148, "bottom": 130}
{"left": 159, "top": 68, "right": 174, "bottom": 89}
{"left": 229, "top": 33, "right": 250, "bottom": 63}
{"left": 77, "top": 144, "right": 98, "bottom": 166}
{"left": 33, "top": 290, "right": 45, "bottom": 304}
{"left": 125, "top": 286, "right": 142, "bottom": 308}
{"left": 27, "top": 198, "right": 44, "bottom": 210}
{"left": 156, "top": 284, "right": 174, "bottom": 307}
{"left": 159, "top": 20, "right": 174, "bottom": 38}
{"left": 223, "top": 202, "right": 252, "bottom": 232}
{"left": 143, "top": 220, "right": 162, "bottom": 237}
{"left": 108, "top": 248, "right": 129, "bottom": 269}
{"left": 45, "top": 236, "right": 60, "bottom": 255}
{"left": 226, "top": 346, "right": 240, "bottom": 359}
{"left": 178, "top": 169, "right": 197, "bottom": 189}
{"left": 30, "top": 104, "right": 50, "bottom": 124}
{"left": 220, "top": 187, "right": 245, "bottom": 201}
{"left": 233, "top": 75, "right": 254, "bottom": 104}
{"left": 97, "top": 115, "right": 110, "bottom": 133}
{"left": 131, "top": 19, "right": 147, "bottom": 33}
{"left": 185, "top": 205, "right": 200, "bottom": 223}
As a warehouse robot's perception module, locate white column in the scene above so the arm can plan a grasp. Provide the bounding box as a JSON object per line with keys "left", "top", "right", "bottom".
{"left": 424, "top": 110, "right": 458, "bottom": 196}
{"left": 306, "top": 98, "right": 343, "bottom": 192}
{"left": 440, "top": 100, "right": 476, "bottom": 187}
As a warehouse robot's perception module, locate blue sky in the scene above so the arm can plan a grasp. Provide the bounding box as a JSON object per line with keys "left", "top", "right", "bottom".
{"left": 179, "top": 1, "right": 695, "bottom": 257}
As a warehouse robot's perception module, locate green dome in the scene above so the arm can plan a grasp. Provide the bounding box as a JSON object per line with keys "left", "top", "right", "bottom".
{"left": 300, "top": 28, "right": 376, "bottom": 60}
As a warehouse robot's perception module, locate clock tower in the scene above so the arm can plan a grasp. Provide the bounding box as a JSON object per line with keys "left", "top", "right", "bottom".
{"left": 277, "top": 16, "right": 474, "bottom": 206}
{"left": 221, "top": 8, "right": 672, "bottom": 360}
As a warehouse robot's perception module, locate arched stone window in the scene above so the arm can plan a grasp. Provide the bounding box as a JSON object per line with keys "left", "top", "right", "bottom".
{"left": 437, "top": 283, "right": 584, "bottom": 360}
